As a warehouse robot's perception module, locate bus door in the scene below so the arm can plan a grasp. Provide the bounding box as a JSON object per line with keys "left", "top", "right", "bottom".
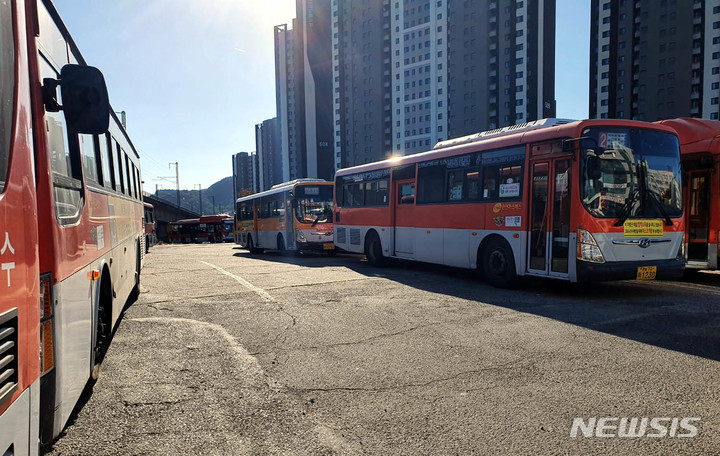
{"left": 285, "top": 195, "right": 295, "bottom": 250}
{"left": 687, "top": 170, "right": 710, "bottom": 262}
{"left": 393, "top": 180, "right": 416, "bottom": 257}
{"left": 527, "top": 156, "right": 572, "bottom": 278}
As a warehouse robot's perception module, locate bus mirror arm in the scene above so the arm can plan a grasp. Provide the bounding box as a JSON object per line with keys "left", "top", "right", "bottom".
{"left": 42, "top": 78, "right": 62, "bottom": 112}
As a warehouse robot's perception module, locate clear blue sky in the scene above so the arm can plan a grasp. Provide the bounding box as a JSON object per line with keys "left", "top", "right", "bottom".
{"left": 52, "top": 0, "right": 589, "bottom": 191}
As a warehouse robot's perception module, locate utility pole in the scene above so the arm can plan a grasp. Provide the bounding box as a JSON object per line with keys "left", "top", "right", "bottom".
{"left": 169, "top": 162, "right": 180, "bottom": 209}
{"left": 194, "top": 184, "right": 203, "bottom": 215}
{"left": 211, "top": 196, "right": 216, "bottom": 215}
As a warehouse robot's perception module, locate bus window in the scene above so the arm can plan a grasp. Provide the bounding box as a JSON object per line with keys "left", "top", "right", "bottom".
{"left": 483, "top": 164, "right": 522, "bottom": 200}
{"left": 130, "top": 162, "right": 137, "bottom": 199}
{"left": 99, "top": 134, "right": 115, "bottom": 189}
{"left": 343, "top": 182, "right": 364, "bottom": 207}
{"left": 124, "top": 153, "right": 132, "bottom": 197}
{"left": 0, "top": 1, "right": 12, "bottom": 193}
{"left": 41, "top": 58, "right": 83, "bottom": 221}
{"left": 80, "top": 134, "right": 100, "bottom": 184}
{"left": 398, "top": 183, "right": 415, "bottom": 204}
{"left": 417, "top": 164, "right": 444, "bottom": 204}
{"left": 114, "top": 141, "right": 124, "bottom": 193}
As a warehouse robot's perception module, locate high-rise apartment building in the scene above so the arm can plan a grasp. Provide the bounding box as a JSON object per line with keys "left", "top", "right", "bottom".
{"left": 590, "top": 0, "right": 720, "bottom": 120}
{"left": 334, "top": 0, "right": 394, "bottom": 168}
{"left": 231, "top": 152, "right": 255, "bottom": 199}
{"left": 447, "top": 0, "right": 556, "bottom": 138}
{"left": 255, "top": 118, "right": 283, "bottom": 191}
{"left": 273, "top": 0, "right": 556, "bottom": 176}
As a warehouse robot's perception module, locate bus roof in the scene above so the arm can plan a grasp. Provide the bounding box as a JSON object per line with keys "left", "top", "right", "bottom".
{"left": 198, "top": 214, "right": 232, "bottom": 223}
{"left": 335, "top": 118, "right": 678, "bottom": 177}
{"left": 655, "top": 118, "right": 720, "bottom": 155}
{"left": 236, "top": 179, "right": 331, "bottom": 204}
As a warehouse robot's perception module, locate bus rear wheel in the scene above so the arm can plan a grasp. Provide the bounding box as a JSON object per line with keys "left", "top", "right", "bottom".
{"left": 481, "top": 238, "right": 517, "bottom": 288}
{"left": 365, "top": 231, "right": 385, "bottom": 266}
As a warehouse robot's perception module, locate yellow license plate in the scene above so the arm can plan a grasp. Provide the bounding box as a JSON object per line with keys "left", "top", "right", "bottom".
{"left": 323, "top": 243, "right": 335, "bottom": 250}
{"left": 636, "top": 266, "right": 657, "bottom": 280}
{"left": 624, "top": 219, "right": 664, "bottom": 237}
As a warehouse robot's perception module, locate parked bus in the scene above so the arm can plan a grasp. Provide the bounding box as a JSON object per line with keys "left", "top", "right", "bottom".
{"left": 657, "top": 118, "right": 720, "bottom": 270}
{"left": 0, "top": 0, "right": 145, "bottom": 452}
{"left": 168, "top": 214, "right": 232, "bottom": 243}
{"left": 235, "top": 179, "right": 335, "bottom": 254}
{"left": 143, "top": 202, "right": 157, "bottom": 252}
{"left": 223, "top": 219, "right": 235, "bottom": 242}
{"left": 334, "top": 118, "right": 685, "bottom": 287}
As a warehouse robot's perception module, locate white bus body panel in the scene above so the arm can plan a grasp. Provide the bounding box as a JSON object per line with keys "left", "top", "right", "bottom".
{"left": 335, "top": 224, "right": 526, "bottom": 276}
{"left": 0, "top": 380, "right": 39, "bottom": 456}
{"left": 52, "top": 235, "right": 138, "bottom": 435}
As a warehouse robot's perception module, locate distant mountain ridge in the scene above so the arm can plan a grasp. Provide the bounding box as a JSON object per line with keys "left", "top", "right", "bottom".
{"left": 155, "top": 176, "right": 235, "bottom": 215}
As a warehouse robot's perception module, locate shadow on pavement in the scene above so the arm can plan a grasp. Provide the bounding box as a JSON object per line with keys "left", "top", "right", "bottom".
{"left": 231, "top": 247, "right": 720, "bottom": 362}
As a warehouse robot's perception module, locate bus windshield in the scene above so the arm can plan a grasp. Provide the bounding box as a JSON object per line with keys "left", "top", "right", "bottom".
{"left": 580, "top": 127, "right": 682, "bottom": 220}
{"left": 295, "top": 185, "right": 334, "bottom": 225}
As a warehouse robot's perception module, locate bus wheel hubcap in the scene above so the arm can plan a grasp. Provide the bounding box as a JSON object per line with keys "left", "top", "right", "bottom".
{"left": 489, "top": 249, "right": 507, "bottom": 275}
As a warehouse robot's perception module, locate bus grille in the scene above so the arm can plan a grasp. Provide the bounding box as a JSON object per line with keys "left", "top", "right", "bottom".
{"left": 0, "top": 308, "right": 18, "bottom": 405}
{"left": 350, "top": 229, "right": 361, "bottom": 246}
{"left": 337, "top": 227, "right": 346, "bottom": 244}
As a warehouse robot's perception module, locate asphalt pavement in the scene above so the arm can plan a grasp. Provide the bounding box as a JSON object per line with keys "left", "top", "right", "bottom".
{"left": 44, "top": 243, "right": 720, "bottom": 455}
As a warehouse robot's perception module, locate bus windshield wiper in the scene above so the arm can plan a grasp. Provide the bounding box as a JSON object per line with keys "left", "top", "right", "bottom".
{"left": 614, "top": 187, "right": 640, "bottom": 227}
{"left": 645, "top": 188, "right": 673, "bottom": 226}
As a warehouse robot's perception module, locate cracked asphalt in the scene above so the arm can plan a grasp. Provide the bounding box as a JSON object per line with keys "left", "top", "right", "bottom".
{"left": 44, "top": 243, "right": 720, "bottom": 455}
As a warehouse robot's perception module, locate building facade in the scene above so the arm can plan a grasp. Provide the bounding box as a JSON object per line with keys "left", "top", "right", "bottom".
{"left": 590, "top": 0, "right": 719, "bottom": 120}
{"left": 447, "top": 0, "right": 556, "bottom": 138}
{"left": 231, "top": 152, "right": 255, "bottom": 200}
{"left": 255, "top": 118, "right": 283, "bottom": 191}
{"left": 335, "top": 0, "right": 394, "bottom": 168}
{"left": 272, "top": 0, "right": 556, "bottom": 177}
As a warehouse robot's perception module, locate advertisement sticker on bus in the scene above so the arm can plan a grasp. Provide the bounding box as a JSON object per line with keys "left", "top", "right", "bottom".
{"left": 499, "top": 183, "right": 520, "bottom": 198}
{"left": 623, "top": 219, "right": 664, "bottom": 237}
{"left": 505, "top": 216, "right": 522, "bottom": 228}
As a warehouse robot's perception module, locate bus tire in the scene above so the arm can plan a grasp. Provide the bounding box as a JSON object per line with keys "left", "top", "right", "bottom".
{"left": 277, "top": 234, "right": 288, "bottom": 255}
{"left": 86, "top": 269, "right": 112, "bottom": 393}
{"left": 365, "top": 231, "right": 385, "bottom": 266}
{"left": 247, "top": 235, "right": 260, "bottom": 254}
{"left": 145, "top": 235, "right": 150, "bottom": 253}
{"left": 130, "top": 241, "right": 141, "bottom": 300}
{"left": 480, "top": 237, "right": 517, "bottom": 288}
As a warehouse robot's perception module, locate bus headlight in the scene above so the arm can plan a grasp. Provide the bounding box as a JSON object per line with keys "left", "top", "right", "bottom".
{"left": 296, "top": 230, "right": 307, "bottom": 243}
{"left": 577, "top": 229, "right": 605, "bottom": 263}
{"left": 677, "top": 234, "right": 686, "bottom": 260}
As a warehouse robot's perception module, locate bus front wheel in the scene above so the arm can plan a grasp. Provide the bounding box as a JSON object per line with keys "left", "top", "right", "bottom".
{"left": 247, "top": 236, "right": 261, "bottom": 254}
{"left": 481, "top": 238, "right": 517, "bottom": 288}
{"left": 365, "top": 231, "right": 385, "bottom": 266}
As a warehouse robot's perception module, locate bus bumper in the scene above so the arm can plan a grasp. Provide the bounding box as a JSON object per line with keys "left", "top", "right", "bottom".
{"left": 298, "top": 242, "right": 336, "bottom": 253}
{"left": 576, "top": 258, "right": 685, "bottom": 282}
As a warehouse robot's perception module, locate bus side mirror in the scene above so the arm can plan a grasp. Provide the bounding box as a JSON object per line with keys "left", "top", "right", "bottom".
{"left": 291, "top": 200, "right": 298, "bottom": 209}
{"left": 586, "top": 156, "right": 602, "bottom": 180}
{"left": 43, "top": 64, "right": 110, "bottom": 134}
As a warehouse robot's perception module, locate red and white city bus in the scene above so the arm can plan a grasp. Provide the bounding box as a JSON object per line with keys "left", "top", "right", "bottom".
{"left": 657, "top": 118, "right": 720, "bottom": 270}
{"left": 236, "top": 179, "right": 335, "bottom": 254}
{"left": 143, "top": 202, "right": 157, "bottom": 253}
{"left": 1, "top": 0, "right": 145, "bottom": 453}
{"left": 167, "top": 214, "right": 232, "bottom": 244}
{"left": 334, "top": 118, "right": 685, "bottom": 287}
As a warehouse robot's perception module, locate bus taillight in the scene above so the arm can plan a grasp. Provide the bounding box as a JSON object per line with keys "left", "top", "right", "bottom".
{"left": 39, "top": 274, "right": 54, "bottom": 373}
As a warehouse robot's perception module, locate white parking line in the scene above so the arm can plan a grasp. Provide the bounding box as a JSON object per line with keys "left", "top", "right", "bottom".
{"left": 201, "top": 261, "right": 275, "bottom": 302}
